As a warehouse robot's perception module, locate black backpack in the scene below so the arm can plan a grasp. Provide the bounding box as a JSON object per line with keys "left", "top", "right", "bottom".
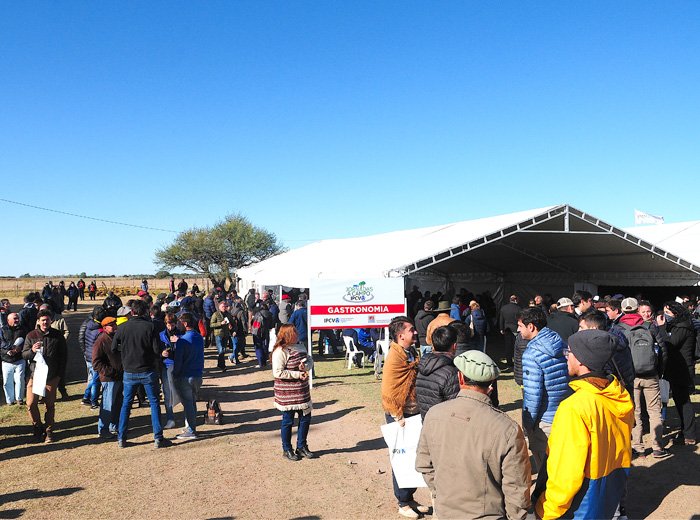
{"left": 619, "top": 322, "right": 657, "bottom": 376}
{"left": 205, "top": 399, "right": 224, "bottom": 425}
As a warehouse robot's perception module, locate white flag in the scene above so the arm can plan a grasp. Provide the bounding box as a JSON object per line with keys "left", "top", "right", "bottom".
{"left": 634, "top": 209, "right": 664, "bottom": 225}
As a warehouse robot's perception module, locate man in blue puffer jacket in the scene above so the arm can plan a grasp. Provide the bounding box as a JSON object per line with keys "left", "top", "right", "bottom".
{"left": 518, "top": 306, "right": 570, "bottom": 474}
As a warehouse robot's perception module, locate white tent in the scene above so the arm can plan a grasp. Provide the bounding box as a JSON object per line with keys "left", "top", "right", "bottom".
{"left": 237, "top": 205, "right": 700, "bottom": 299}
{"left": 625, "top": 220, "right": 700, "bottom": 268}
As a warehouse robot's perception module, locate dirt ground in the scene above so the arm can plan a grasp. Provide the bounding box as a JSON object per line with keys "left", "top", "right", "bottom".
{"left": 1, "top": 300, "right": 698, "bottom": 519}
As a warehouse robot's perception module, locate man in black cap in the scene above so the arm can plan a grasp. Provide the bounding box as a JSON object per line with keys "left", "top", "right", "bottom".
{"left": 534, "top": 329, "right": 633, "bottom": 520}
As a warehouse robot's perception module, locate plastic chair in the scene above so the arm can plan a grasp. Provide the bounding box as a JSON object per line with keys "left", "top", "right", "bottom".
{"left": 343, "top": 336, "right": 365, "bottom": 369}
{"left": 374, "top": 338, "right": 389, "bottom": 379}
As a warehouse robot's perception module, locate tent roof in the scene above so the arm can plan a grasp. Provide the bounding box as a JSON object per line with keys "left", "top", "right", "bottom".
{"left": 237, "top": 205, "right": 700, "bottom": 288}
{"left": 624, "top": 221, "right": 700, "bottom": 267}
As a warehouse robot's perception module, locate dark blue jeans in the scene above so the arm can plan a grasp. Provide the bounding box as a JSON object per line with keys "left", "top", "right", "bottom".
{"left": 174, "top": 376, "right": 202, "bottom": 434}
{"left": 98, "top": 381, "right": 123, "bottom": 435}
{"left": 385, "top": 413, "right": 416, "bottom": 507}
{"left": 253, "top": 335, "right": 269, "bottom": 367}
{"left": 118, "top": 371, "right": 163, "bottom": 441}
{"left": 84, "top": 363, "right": 100, "bottom": 405}
{"left": 281, "top": 410, "right": 311, "bottom": 452}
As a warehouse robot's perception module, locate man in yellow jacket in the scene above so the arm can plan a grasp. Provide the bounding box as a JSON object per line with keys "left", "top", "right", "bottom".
{"left": 535, "top": 329, "right": 634, "bottom": 520}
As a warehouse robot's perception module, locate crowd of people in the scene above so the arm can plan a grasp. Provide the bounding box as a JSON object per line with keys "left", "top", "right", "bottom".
{"left": 1, "top": 281, "right": 699, "bottom": 518}
{"left": 378, "top": 287, "right": 699, "bottom": 519}
{"left": 0, "top": 283, "right": 313, "bottom": 452}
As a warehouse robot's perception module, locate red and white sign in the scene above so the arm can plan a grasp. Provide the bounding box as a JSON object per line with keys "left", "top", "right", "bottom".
{"left": 309, "top": 278, "right": 406, "bottom": 329}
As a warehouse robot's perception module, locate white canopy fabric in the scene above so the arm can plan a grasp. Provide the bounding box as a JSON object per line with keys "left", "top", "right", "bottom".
{"left": 237, "top": 205, "right": 700, "bottom": 291}
{"left": 625, "top": 221, "right": 700, "bottom": 267}
{"left": 237, "top": 206, "right": 557, "bottom": 288}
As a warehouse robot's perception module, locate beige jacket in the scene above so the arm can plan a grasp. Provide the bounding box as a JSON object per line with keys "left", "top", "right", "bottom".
{"left": 425, "top": 313, "right": 456, "bottom": 346}
{"left": 416, "top": 389, "right": 531, "bottom": 520}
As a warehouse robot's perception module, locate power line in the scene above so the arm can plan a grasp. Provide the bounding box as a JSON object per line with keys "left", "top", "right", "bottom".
{"left": 0, "top": 198, "right": 178, "bottom": 233}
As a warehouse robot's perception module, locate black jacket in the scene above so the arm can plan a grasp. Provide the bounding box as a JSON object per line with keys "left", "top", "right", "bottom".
{"left": 22, "top": 327, "right": 67, "bottom": 381}
{"left": 546, "top": 311, "right": 579, "bottom": 344}
{"left": 661, "top": 319, "right": 696, "bottom": 385}
{"left": 1, "top": 324, "right": 26, "bottom": 363}
{"left": 414, "top": 310, "right": 435, "bottom": 345}
{"left": 604, "top": 328, "right": 636, "bottom": 391}
{"left": 498, "top": 302, "right": 521, "bottom": 332}
{"left": 111, "top": 316, "right": 161, "bottom": 373}
{"left": 416, "top": 352, "right": 460, "bottom": 419}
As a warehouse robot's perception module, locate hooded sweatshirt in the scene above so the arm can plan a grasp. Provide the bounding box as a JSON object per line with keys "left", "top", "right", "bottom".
{"left": 535, "top": 374, "right": 633, "bottom": 520}
{"left": 415, "top": 352, "right": 460, "bottom": 419}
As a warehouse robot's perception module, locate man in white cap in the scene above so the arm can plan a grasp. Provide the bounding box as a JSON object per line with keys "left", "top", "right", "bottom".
{"left": 416, "top": 350, "right": 531, "bottom": 520}
{"left": 546, "top": 297, "right": 578, "bottom": 344}
{"left": 618, "top": 297, "right": 669, "bottom": 458}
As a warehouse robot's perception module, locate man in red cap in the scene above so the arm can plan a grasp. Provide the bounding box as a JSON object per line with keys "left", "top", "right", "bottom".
{"left": 92, "top": 316, "right": 123, "bottom": 439}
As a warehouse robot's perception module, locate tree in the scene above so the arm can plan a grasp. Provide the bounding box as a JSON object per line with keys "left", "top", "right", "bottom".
{"left": 154, "top": 214, "right": 285, "bottom": 290}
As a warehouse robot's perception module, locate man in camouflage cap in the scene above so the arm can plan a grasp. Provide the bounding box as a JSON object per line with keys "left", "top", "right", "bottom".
{"left": 416, "top": 350, "right": 531, "bottom": 520}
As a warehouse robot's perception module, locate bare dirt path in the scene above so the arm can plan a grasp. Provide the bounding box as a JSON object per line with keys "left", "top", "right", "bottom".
{"left": 0, "top": 300, "right": 698, "bottom": 519}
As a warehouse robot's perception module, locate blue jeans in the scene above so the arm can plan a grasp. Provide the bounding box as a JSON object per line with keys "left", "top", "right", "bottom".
{"left": 385, "top": 413, "right": 417, "bottom": 506}
{"left": 174, "top": 376, "right": 202, "bottom": 433}
{"left": 281, "top": 410, "right": 311, "bottom": 452}
{"left": 2, "top": 360, "right": 26, "bottom": 404}
{"left": 84, "top": 363, "right": 100, "bottom": 405}
{"left": 161, "top": 364, "right": 175, "bottom": 422}
{"left": 253, "top": 335, "right": 269, "bottom": 366}
{"left": 229, "top": 335, "right": 241, "bottom": 363}
{"left": 98, "top": 381, "right": 123, "bottom": 435}
{"left": 215, "top": 335, "right": 230, "bottom": 355}
{"left": 118, "top": 371, "right": 163, "bottom": 441}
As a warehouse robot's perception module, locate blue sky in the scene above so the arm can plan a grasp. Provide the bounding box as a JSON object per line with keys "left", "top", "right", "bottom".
{"left": 2, "top": 1, "right": 698, "bottom": 276}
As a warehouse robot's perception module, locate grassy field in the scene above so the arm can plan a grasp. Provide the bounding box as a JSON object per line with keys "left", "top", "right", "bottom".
{"left": 0, "top": 276, "right": 211, "bottom": 298}
{"left": 0, "top": 299, "right": 698, "bottom": 519}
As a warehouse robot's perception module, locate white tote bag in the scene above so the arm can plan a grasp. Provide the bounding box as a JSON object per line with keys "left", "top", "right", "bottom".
{"left": 381, "top": 415, "right": 427, "bottom": 488}
{"left": 32, "top": 352, "right": 49, "bottom": 397}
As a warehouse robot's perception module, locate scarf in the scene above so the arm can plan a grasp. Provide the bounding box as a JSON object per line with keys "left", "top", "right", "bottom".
{"left": 381, "top": 341, "right": 419, "bottom": 418}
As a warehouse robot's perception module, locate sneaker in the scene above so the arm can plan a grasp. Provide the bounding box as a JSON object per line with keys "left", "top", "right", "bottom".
{"left": 81, "top": 398, "right": 91, "bottom": 406}
{"left": 398, "top": 505, "right": 419, "bottom": 518}
{"left": 652, "top": 449, "right": 671, "bottom": 458}
{"left": 99, "top": 431, "right": 116, "bottom": 440}
{"left": 255, "top": 364, "right": 261, "bottom": 368}
{"left": 163, "top": 419, "right": 176, "bottom": 429}
{"left": 176, "top": 430, "right": 198, "bottom": 440}
{"left": 685, "top": 438, "right": 697, "bottom": 446}
{"left": 91, "top": 403, "right": 100, "bottom": 410}
{"left": 632, "top": 448, "right": 646, "bottom": 458}
{"left": 117, "top": 439, "right": 127, "bottom": 448}
{"left": 18, "top": 400, "right": 25, "bottom": 406}
{"left": 407, "top": 501, "right": 430, "bottom": 514}
{"left": 672, "top": 434, "right": 686, "bottom": 445}
{"left": 154, "top": 438, "right": 173, "bottom": 448}
{"left": 44, "top": 431, "right": 55, "bottom": 443}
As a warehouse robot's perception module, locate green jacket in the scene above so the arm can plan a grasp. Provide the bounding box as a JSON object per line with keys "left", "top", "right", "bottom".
{"left": 210, "top": 310, "right": 232, "bottom": 338}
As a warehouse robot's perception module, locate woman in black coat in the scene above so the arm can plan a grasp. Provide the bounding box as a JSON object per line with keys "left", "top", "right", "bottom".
{"left": 657, "top": 301, "right": 696, "bottom": 445}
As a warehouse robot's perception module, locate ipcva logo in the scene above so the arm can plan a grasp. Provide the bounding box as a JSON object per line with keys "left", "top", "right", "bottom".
{"left": 392, "top": 448, "right": 406, "bottom": 454}
{"left": 343, "top": 281, "right": 374, "bottom": 302}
